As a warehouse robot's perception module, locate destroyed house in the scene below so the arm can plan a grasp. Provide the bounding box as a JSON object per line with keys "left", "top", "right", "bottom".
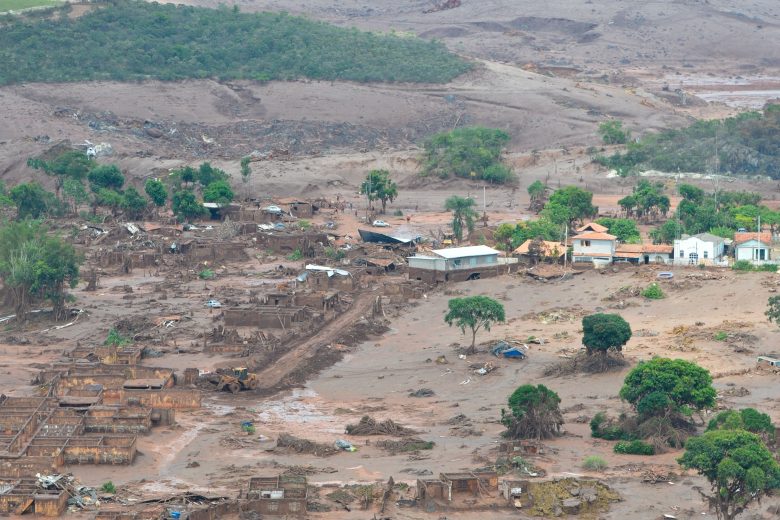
{"left": 245, "top": 475, "right": 307, "bottom": 517}
{"left": 408, "top": 245, "right": 516, "bottom": 282}
{"left": 417, "top": 471, "right": 498, "bottom": 502}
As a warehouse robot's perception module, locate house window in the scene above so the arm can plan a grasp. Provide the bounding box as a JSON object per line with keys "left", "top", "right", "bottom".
{"left": 583, "top": 240, "right": 591, "bottom": 247}
{"left": 453, "top": 259, "right": 462, "bottom": 267}
{"left": 703, "top": 251, "right": 708, "bottom": 259}
{"left": 469, "top": 257, "right": 477, "bottom": 266}
{"left": 679, "top": 250, "right": 684, "bottom": 258}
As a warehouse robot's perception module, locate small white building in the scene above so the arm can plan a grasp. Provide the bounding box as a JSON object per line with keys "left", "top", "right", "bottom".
{"left": 673, "top": 233, "right": 725, "bottom": 265}
{"left": 571, "top": 231, "right": 616, "bottom": 263}
{"left": 733, "top": 232, "right": 772, "bottom": 262}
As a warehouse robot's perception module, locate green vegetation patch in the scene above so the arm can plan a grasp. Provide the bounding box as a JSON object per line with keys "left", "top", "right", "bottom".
{"left": 421, "top": 127, "right": 514, "bottom": 183}
{"left": 0, "top": 1, "right": 471, "bottom": 85}
{"left": 596, "top": 107, "right": 780, "bottom": 178}
{"left": 0, "top": 0, "right": 60, "bottom": 12}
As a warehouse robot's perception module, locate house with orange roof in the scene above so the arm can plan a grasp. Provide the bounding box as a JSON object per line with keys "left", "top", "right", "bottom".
{"left": 576, "top": 222, "right": 609, "bottom": 234}
{"left": 513, "top": 240, "right": 566, "bottom": 264}
{"left": 733, "top": 232, "right": 772, "bottom": 262}
{"left": 571, "top": 231, "right": 616, "bottom": 264}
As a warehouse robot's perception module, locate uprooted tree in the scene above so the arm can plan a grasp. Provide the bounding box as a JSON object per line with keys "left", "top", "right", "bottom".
{"left": 678, "top": 429, "right": 780, "bottom": 520}
{"left": 501, "top": 384, "right": 563, "bottom": 440}
{"left": 444, "top": 295, "right": 505, "bottom": 354}
{"left": 0, "top": 221, "right": 81, "bottom": 322}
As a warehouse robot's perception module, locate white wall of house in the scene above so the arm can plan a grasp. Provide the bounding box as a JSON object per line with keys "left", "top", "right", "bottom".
{"left": 445, "top": 254, "right": 498, "bottom": 270}
{"left": 573, "top": 239, "right": 614, "bottom": 258}
{"left": 673, "top": 237, "right": 723, "bottom": 265}
{"left": 646, "top": 254, "right": 673, "bottom": 264}
{"left": 735, "top": 240, "right": 770, "bottom": 261}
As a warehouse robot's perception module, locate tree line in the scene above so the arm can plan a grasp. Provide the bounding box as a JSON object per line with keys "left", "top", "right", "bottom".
{"left": 0, "top": 1, "right": 470, "bottom": 85}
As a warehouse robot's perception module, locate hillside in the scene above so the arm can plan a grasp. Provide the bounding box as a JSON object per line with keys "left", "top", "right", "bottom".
{"left": 0, "top": 1, "right": 470, "bottom": 85}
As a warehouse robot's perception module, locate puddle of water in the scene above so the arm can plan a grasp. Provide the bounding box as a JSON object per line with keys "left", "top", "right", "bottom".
{"left": 664, "top": 74, "right": 780, "bottom": 109}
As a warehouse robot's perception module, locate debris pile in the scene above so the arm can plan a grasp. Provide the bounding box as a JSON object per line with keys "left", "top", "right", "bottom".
{"left": 276, "top": 433, "right": 338, "bottom": 457}
{"left": 345, "top": 416, "right": 417, "bottom": 436}
{"left": 375, "top": 438, "right": 435, "bottom": 454}
{"left": 423, "top": 0, "right": 461, "bottom": 14}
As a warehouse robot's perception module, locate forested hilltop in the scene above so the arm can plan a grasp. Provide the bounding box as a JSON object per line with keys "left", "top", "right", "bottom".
{"left": 597, "top": 106, "right": 780, "bottom": 178}
{"left": 0, "top": 1, "right": 471, "bottom": 85}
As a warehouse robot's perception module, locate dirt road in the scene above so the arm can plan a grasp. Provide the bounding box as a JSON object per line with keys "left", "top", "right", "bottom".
{"left": 254, "top": 290, "right": 377, "bottom": 391}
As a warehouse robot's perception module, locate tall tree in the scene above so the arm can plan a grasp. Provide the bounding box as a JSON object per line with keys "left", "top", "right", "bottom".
{"left": 360, "top": 169, "right": 398, "bottom": 213}
{"left": 240, "top": 156, "right": 252, "bottom": 194}
{"left": 619, "top": 358, "right": 716, "bottom": 420}
{"left": 542, "top": 186, "right": 597, "bottom": 226}
{"left": 10, "top": 182, "right": 50, "bottom": 219}
{"left": 144, "top": 179, "right": 168, "bottom": 208}
{"left": 27, "top": 150, "right": 92, "bottom": 199}
{"left": 444, "top": 295, "right": 505, "bottom": 353}
{"left": 88, "top": 164, "right": 125, "bottom": 192}
{"left": 203, "top": 180, "right": 234, "bottom": 204}
{"left": 0, "top": 221, "right": 80, "bottom": 322}
{"left": 121, "top": 186, "right": 147, "bottom": 219}
{"left": 444, "top": 195, "right": 477, "bottom": 243}
{"left": 172, "top": 189, "right": 206, "bottom": 222}
{"left": 527, "top": 180, "right": 546, "bottom": 212}
{"left": 582, "top": 313, "right": 632, "bottom": 356}
{"left": 678, "top": 429, "right": 780, "bottom": 520}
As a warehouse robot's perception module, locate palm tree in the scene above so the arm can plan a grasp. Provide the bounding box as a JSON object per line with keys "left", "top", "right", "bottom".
{"left": 445, "top": 195, "right": 477, "bottom": 243}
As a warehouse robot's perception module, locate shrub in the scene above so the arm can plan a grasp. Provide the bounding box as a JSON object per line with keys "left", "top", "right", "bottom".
{"left": 298, "top": 219, "right": 311, "bottom": 230}
{"left": 713, "top": 331, "right": 728, "bottom": 341}
{"left": 641, "top": 283, "right": 665, "bottom": 299}
{"left": 324, "top": 247, "right": 346, "bottom": 261}
{"left": 198, "top": 269, "right": 215, "bottom": 280}
{"left": 422, "top": 127, "right": 513, "bottom": 183}
{"left": 287, "top": 249, "right": 303, "bottom": 261}
{"left": 732, "top": 260, "right": 754, "bottom": 271}
{"left": 614, "top": 440, "right": 655, "bottom": 455}
{"left": 758, "top": 263, "right": 778, "bottom": 272}
{"left": 104, "top": 329, "right": 130, "bottom": 347}
{"left": 590, "top": 412, "right": 632, "bottom": 441}
{"left": 582, "top": 455, "right": 608, "bottom": 471}
{"left": 101, "top": 481, "right": 116, "bottom": 494}
{"left": 393, "top": 209, "right": 403, "bottom": 216}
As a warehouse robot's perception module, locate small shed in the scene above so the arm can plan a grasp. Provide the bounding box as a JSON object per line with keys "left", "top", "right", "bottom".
{"left": 757, "top": 355, "right": 780, "bottom": 367}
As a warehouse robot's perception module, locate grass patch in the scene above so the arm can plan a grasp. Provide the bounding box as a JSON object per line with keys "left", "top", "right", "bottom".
{"left": 0, "top": 1, "right": 470, "bottom": 85}
{"left": 582, "top": 455, "right": 608, "bottom": 471}
{"left": 100, "top": 481, "right": 116, "bottom": 494}
{"left": 104, "top": 328, "right": 130, "bottom": 347}
{"left": 287, "top": 249, "right": 303, "bottom": 261}
{"left": 714, "top": 331, "right": 728, "bottom": 341}
{"left": 0, "top": 0, "right": 61, "bottom": 12}
{"left": 198, "top": 268, "right": 215, "bottom": 280}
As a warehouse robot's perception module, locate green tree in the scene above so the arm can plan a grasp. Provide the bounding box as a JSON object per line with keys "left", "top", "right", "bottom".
{"left": 444, "top": 195, "right": 477, "bottom": 243}
{"left": 88, "top": 164, "right": 125, "bottom": 192}
{"left": 582, "top": 313, "right": 632, "bottom": 356}
{"left": 595, "top": 217, "right": 640, "bottom": 243}
{"left": 62, "top": 178, "right": 89, "bottom": 215}
{"left": 197, "top": 162, "right": 228, "bottom": 187}
{"left": 619, "top": 358, "right": 717, "bottom": 419}
{"left": 94, "top": 189, "right": 124, "bottom": 217}
{"left": 598, "top": 120, "right": 630, "bottom": 145}
{"left": 493, "top": 223, "right": 515, "bottom": 252}
{"left": 650, "top": 219, "right": 684, "bottom": 244}
{"left": 678, "top": 183, "right": 705, "bottom": 203}
{"left": 172, "top": 189, "right": 206, "bottom": 222}
{"left": 678, "top": 429, "right": 780, "bottom": 520}
{"left": 10, "top": 182, "right": 50, "bottom": 219}
{"left": 121, "top": 186, "right": 147, "bottom": 219}
{"left": 511, "top": 218, "right": 562, "bottom": 248}
{"left": 0, "top": 221, "right": 80, "bottom": 322}
{"left": 542, "top": 186, "right": 597, "bottom": 226}
{"left": 360, "top": 169, "right": 398, "bottom": 213}
{"left": 27, "top": 150, "right": 92, "bottom": 199}
{"left": 444, "top": 295, "right": 505, "bottom": 353}
{"left": 501, "top": 384, "right": 563, "bottom": 440}
{"left": 707, "top": 408, "right": 775, "bottom": 444}
{"left": 422, "top": 127, "right": 513, "bottom": 182}
{"left": 144, "top": 179, "right": 168, "bottom": 208}
{"left": 179, "top": 166, "right": 196, "bottom": 186}
{"left": 765, "top": 295, "right": 780, "bottom": 327}
{"left": 240, "top": 156, "right": 252, "bottom": 185}
{"left": 202, "top": 180, "right": 234, "bottom": 204}
{"left": 527, "top": 180, "right": 546, "bottom": 211}
{"left": 618, "top": 194, "right": 637, "bottom": 218}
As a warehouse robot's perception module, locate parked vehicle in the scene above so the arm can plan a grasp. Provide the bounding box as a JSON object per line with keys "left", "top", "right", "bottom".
{"left": 372, "top": 220, "right": 390, "bottom": 227}
{"left": 205, "top": 299, "right": 222, "bottom": 308}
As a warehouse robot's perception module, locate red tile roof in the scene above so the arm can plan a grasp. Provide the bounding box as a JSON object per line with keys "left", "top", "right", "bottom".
{"left": 573, "top": 232, "right": 616, "bottom": 241}
{"left": 514, "top": 240, "right": 566, "bottom": 257}
{"left": 576, "top": 222, "right": 609, "bottom": 233}
{"left": 733, "top": 232, "right": 771, "bottom": 245}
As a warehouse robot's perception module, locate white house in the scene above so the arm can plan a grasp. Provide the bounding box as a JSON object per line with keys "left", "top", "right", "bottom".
{"left": 733, "top": 232, "right": 772, "bottom": 262}
{"left": 571, "top": 231, "right": 616, "bottom": 263}
{"left": 673, "top": 233, "right": 725, "bottom": 265}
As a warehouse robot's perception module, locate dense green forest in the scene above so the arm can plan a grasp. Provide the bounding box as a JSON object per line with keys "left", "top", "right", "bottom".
{"left": 597, "top": 105, "right": 780, "bottom": 178}
{"left": 0, "top": 1, "right": 470, "bottom": 85}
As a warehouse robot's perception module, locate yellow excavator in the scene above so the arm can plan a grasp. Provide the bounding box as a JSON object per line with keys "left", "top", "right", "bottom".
{"left": 215, "top": 367, "right": 259, "bottom": 394}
